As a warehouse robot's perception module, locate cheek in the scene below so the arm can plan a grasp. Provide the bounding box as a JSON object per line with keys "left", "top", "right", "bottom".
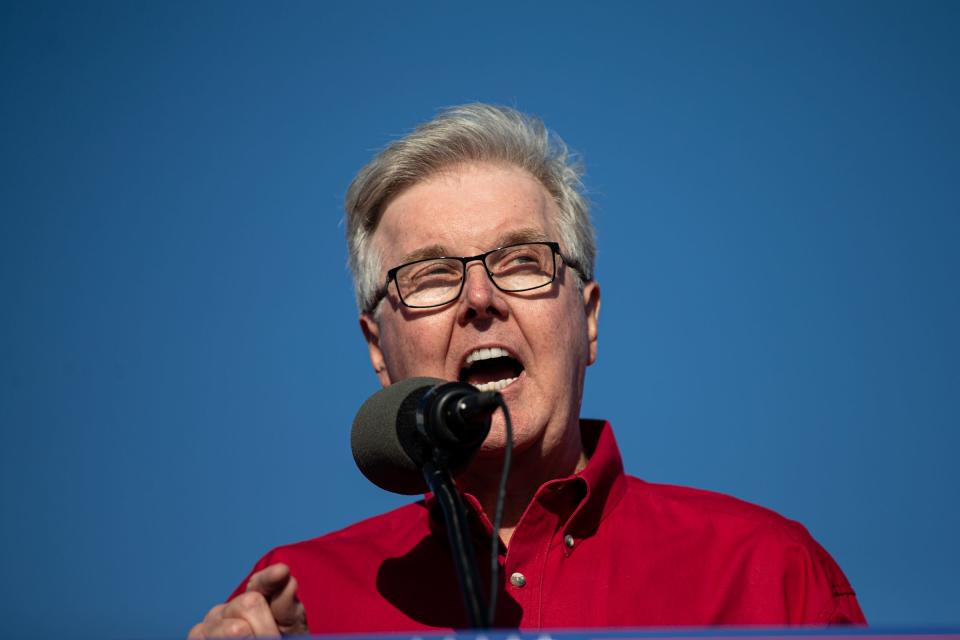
{"left": 378, "top": 320, "right": 409, "bottom": 375}
{"left": 551, "top": 291, "right": 587, "bottom": 334}
{"left": 553, "top": 300, "right": 590, "bottom": 366}
{"left": 382, "top": 331, "right": 415, "bottom": 377}
{"left": 380, "top": 317, "right": 447, "bottom": 377}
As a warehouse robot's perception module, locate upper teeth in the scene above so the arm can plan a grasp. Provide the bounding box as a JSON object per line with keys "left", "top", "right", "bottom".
{"left": 465, "top": 346, "right": 511, "bottom": 365}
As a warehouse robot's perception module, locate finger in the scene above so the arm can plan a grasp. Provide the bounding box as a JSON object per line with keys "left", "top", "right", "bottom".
{"left": 203, "top": 616, "right": 255, "bottom": 638}
{"left": 221, "top": 591, "right": 281, "bottom": 637}
{"left": 245, "top": 563, "right": 291, "bottom": 599}
{"left": 202, "top": 603, "right": 227, "bottom": 625}
{"left": 187, "top": 622, "right": 206, "bottom": 640}
{"left": 270, "top": 575, "right": 308, "bottom": 634}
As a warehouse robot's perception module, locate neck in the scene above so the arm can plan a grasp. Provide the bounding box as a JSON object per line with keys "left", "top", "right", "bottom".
{"left": 458, "top": 428, "right": 588, "bottom": 548}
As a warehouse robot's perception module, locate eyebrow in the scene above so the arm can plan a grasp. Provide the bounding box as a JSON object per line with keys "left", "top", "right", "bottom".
{"left": 494, "top": 228, "right": 551, "bottom": 247}
{"left": 397, "top": 228, "right": 552, "bottom": 265}
{"left": 398, "top": 244, "right": 449, "bottom": 265}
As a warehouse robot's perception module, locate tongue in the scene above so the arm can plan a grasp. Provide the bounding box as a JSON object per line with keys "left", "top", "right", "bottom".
{"left": 463, "top": 358, "right": 520, "bottom": 386}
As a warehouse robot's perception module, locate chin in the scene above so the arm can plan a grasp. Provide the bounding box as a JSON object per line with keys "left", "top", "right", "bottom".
{"left": 475, "top": 413, "right": 541, "bottom": 459}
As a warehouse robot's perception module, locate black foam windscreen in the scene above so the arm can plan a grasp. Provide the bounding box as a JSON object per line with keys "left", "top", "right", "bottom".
{"left": 350, "top": 376, "right": 444, "bottom": 495}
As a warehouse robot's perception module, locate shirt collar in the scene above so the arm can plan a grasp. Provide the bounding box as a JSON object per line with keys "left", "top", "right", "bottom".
{"left": 565, "top": 419, "right": 628, "bottom": 537}
{"left": 426, "top": 420, "right": 628, "bottom": 543}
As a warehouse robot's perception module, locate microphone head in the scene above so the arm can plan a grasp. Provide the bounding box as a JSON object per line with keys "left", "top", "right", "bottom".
{"left": 350, "top": 377, "right": 445, "bottom": 495}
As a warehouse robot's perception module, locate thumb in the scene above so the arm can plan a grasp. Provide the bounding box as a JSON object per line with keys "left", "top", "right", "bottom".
{"left": 269, "top": 574, "right": 308, "bottom": 634}
{"left": 245, "top": 563, "right": 292, "bottom": 598}
{"left": 245, "top": 563, "right": 308, "bottom": 634}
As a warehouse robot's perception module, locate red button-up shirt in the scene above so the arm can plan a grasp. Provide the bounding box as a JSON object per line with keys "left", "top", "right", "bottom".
{"left": 231, "top": 421, "right": 865, "bottom": 631}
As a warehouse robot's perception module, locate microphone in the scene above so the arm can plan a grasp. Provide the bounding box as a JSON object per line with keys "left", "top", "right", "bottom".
{"left": 351, "top": 377, "right": 501, "bottom": 495}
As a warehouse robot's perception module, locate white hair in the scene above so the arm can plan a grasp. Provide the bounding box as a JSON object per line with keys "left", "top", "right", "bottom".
{"left": 345, "top": 103, "right": 596, "bottom": 313}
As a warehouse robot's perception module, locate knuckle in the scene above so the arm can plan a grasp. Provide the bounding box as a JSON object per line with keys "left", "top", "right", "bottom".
{"left": 233, "top": 591, "right": 266, "bottom": 612}
{"left": 203, "top": 604, "right": 226, "bottom": 623}
{"left": 220, "top": 618, "right": 253, "bottom": 637}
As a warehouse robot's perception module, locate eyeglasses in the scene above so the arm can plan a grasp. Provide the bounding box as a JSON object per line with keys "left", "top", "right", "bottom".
{"left": 370, "top": 241, "right": 569, "bottom": 311}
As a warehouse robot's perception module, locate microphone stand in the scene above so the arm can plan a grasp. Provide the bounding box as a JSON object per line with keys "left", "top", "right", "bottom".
{"left": 421, "top": 460, "right": 487, "bottom": 629}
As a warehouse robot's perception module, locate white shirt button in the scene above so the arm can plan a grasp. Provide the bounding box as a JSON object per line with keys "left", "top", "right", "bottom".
{"left": 564, "top": 534, "right": 575, "bottom": 548}
{"left": 509, "top": 572, "right": 526, "bottom": 588}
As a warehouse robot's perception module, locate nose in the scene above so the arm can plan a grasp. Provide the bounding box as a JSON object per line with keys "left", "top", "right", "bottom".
{"left": 458, "top": 261, "right": 508, "bottom": 323}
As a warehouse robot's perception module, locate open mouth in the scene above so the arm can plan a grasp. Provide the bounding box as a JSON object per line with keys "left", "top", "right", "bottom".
{"left": 458, "top": 347, "right": 524, "bottom": 393}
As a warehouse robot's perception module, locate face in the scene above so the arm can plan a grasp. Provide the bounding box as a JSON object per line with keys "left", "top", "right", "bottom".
{"left": 359, "top": 162, "right": 600, "bottom": 466}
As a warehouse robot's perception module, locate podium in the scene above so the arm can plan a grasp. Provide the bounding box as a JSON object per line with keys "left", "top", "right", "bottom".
{"left": 315, "top": 628, "right": 960, "bottom": 640}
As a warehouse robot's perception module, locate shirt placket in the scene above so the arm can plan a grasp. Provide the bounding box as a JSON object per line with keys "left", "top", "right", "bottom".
{"left": 501, "top": 482, "right": 579, "bottom": 628}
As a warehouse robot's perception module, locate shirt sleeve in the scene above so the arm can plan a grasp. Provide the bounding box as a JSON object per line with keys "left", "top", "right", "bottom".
{"left": 781, "top": 525, "right": 867, "bottom": 624}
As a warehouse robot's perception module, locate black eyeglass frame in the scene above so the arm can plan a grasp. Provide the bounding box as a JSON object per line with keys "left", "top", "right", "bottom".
{"left": 368, "top": 241, "right": 572, "bottom": 312}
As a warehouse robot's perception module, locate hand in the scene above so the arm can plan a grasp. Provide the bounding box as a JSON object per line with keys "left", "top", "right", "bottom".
{"left": 188, "top": 563, "right": 308, "bottom": 638}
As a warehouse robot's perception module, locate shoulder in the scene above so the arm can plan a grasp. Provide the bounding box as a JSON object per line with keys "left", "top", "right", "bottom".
{"left": 623, "top": 476, "right": 815, "bottom": 543}
{"left": 257, "top": 501, "right": 431, "bottom": 568}
{"left": 615, "top": 477, "right": 862, "bottom": 622}
{"left": 229, "top": 501, "right": 444, "bottom": 628}
{"left": 615, "top": 476, "right": 843, "bottom": 585}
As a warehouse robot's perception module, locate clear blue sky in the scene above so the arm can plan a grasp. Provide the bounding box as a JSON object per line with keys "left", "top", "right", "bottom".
{"left": 1, "top": 1, "right": 958, "bottom": 637}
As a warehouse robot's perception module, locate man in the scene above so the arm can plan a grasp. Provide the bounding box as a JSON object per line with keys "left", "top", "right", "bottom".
{"left": 189, "top": 104, "right": 865, "bottom": 637}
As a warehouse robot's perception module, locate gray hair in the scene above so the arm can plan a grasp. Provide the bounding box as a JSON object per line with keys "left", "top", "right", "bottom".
{"left": 345, "top": 103, "right": 596, "bottom": 313}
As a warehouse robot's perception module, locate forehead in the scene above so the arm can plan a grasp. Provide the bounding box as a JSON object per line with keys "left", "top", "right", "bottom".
{"left": 373, "top": 162, "right": 560, "bottom": 266}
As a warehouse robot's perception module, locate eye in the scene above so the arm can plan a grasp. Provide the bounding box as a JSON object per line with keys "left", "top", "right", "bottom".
{"left": 508, "top": 252, "right": 537, "bottom": 265}
{"left": 412, "top": 262, "right": 459, "bottom": 278}
{"left": 491, "top": 245, "right": 548, "bottom": 273}
{"left": 399, "top": 259, "right": 462, "bottom": 290}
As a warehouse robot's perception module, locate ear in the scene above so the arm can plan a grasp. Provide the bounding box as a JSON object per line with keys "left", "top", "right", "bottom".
{"left": 582, "top": 281, "right": 601, "bottom": 366}
{"left": 359, "top": 313, "right": 392, "bottom": 387}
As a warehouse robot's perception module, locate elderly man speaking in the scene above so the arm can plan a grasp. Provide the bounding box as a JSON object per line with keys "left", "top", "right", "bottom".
{"left": 189, "top": 104, "right": 865, "bottom": 637}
